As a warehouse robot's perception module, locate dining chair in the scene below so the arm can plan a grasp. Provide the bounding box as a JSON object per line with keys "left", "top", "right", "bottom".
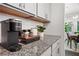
{"left": 74, "top": 35, "right": 79, "bottom": 51}
{"left": 66, "top": 33, "right": 73, "bottom": 48}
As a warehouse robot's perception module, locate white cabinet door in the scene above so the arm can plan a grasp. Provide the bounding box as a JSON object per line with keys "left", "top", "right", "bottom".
{"left": 38, "top": 3, "right": 45, "bottom": 18}
{"left": 24, "top": 3, "right": 36, "bottom": 15}
{"left": 7, "top": 3, "right": 19, "bottom": 8}
{"left": 38, "top": 3, "right": 50, "bottom": 19}
{"left": 41, "top": 47, "right": 51, "bottom": 56}
{"left": 52, "top": 40, "right": 61, "bottom": 56}
{"left": 52, "top": 46, "right": 60, "bottom": 56}
{"left": 43, "top": 3, "right": 50, "bottom": 20}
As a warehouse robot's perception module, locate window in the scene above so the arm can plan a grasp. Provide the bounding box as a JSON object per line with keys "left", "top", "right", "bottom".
{"left": 77, "top": 21, "right": 79, "bottom": 32}
{"left": 65, "top": 22, "right": 72, "bottom": 32}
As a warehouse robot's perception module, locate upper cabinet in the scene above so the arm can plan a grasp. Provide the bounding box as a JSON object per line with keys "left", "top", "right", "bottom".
{"left": 6, "top": 3, "right": 50, "bottom": 20}
{"left": 0, "top": 3, "right": 50, "bottom": 23}
{"left": 19, "top": 3, "right": 36, "bottom": 15}
{"left": 38, "top": 3, "right": 45, "bottom": 18}
{"left": 7, "top": 3, "right": 19, "bottom": 8}
{"left": 7, "top": 3, "right": 36, "bottom": 15}
{"left": 25, "top": 3, "right": 36, "bottom": 15}
{"left": 38, "top": 3, "right": 50, "bottom": 20}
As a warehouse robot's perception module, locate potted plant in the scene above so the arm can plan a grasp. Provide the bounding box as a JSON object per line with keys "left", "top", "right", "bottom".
{"left": 37, "top": 25, "right": 46, "bottom": 40}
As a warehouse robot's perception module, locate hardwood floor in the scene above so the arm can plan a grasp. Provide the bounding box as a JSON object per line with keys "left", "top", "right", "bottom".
{"left": 65, "top": 50, "right": 79, "bottom": 56}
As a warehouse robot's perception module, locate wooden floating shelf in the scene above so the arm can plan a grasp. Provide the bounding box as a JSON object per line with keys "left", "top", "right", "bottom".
{"left": 0, "top": 4, "right": 50, "bottom": 23}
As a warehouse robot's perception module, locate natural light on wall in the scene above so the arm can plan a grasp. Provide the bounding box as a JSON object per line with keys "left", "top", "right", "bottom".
{"left": 73, "top": 15, "right": 78, "bottom": 19}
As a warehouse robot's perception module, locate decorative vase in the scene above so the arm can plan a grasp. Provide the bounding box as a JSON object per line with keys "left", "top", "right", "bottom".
{"left": 38, "top": 32, "right": 44, "bottom": 40}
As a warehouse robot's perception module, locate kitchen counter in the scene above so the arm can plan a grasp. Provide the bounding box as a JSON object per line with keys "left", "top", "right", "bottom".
{"left": 0, "top": 35, "right": 61, "bottom": 56}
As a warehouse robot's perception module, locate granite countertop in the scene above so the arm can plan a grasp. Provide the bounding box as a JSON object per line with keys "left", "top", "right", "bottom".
{"left": 0, "top": 35, "right": 61, "bottom": 56}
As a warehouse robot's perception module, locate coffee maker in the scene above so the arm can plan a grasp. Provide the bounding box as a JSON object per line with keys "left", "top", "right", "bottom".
{"left": 1, "top": 19, "right": 22, "bottom": 52}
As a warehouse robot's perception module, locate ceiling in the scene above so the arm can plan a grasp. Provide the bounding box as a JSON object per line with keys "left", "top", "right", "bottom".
{"left": 65, "top": 3, "right": 79, "bottom": 15}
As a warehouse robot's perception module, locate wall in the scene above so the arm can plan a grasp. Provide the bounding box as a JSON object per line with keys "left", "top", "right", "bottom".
{"left": 45, "top": 3, "right": 65, "bottom": 55}
{"left": 38, "top": 3, "right": 51, "bottom": 20}
{"left": 0, "top": 13, "right": 43, "bottom": 43}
